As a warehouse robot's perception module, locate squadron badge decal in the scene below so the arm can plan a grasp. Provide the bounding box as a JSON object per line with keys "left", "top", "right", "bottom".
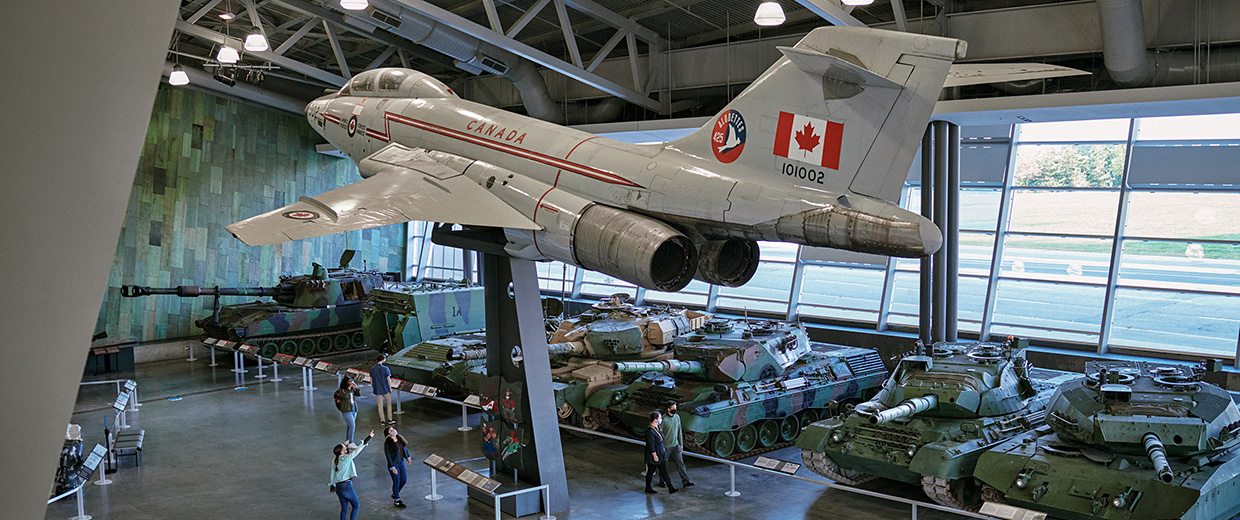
{"left": 711, "top": 109, "right": 746, "bottom": 164}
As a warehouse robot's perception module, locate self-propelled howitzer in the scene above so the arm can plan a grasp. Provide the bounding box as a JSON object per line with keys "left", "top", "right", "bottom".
{"left": 796, "top": 338, "right": 1078, "bottom": 511}
{"left": 973, "top": 360, "right": 1240, "bottom": 520}
{"left": 120, "top": 251, "right": 387, "bottom": 358}
{"left": 587, "top": 319, "right": 888, "bottom": 460}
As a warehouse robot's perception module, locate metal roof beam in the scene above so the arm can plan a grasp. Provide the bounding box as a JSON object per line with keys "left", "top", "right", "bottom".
{"left": 793, "top": 0, "right": 866, "bottom": 27}
{"left": 552, "top": 0, "right": 583, "bottom": 68}
{"left": 175, "top": 19, "right": 346, "bottom": 85}
{"left": 587, "top": 29, "right": 626, "bottom": 72}
{"left": 387, "top": 0, "right": 660, "bottom": 111}
{"left": 505, "top": 0, "right": 552, "bottom": 38}
{"left": 365, "top": 46, "right": 399, "bottom": 70}
{"left": 186, "top": 0, "right": 224, "bottom": 24}
{"left": 322, "top": 21, "right": 351, "bottom": 78}
{"left": 274, "top": 16, "right": 318, "bottom": 55}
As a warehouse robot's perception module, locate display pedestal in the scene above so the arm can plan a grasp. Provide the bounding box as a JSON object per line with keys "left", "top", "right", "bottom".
{"left": 467, "top": 473, "right": 544, "bottom": 518}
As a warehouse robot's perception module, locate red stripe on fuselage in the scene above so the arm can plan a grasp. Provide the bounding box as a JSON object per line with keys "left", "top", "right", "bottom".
{"left": 362, "top": 112, "right": 640, "bottom": 188}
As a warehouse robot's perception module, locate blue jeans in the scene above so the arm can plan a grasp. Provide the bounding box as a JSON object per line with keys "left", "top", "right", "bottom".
{"left": 341, "top": 411, "right": 357, "bottom": 443}
{"left": 390, "top": 461, "right": 407, "bottom": 500}
{"left": 335, "top": 479, "right": 359, "bottom": 520}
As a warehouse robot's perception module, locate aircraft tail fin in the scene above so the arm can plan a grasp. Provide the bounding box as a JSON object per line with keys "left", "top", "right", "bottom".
{"left": 668, "top": 27, "right": 964, "bottom": 203}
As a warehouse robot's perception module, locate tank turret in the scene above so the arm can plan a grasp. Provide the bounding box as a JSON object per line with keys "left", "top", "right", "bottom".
{"left": 974, "top": 359, "right": 1240, "bottom": 520}
{"left": 584, "top": 318, "right": 889, "bottom": 460}
{"left": 545, "top": 297, "right": 708, "bottom": 360}
{"left": 797, "top": 338, "right": 1078, "bottom": 511}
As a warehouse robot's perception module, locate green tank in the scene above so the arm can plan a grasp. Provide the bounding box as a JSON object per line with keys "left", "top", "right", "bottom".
{"left": 796, "top": 338, "right": 1078, "bottom": 510}
{"left": 973, "top": 359, "right": 1240, "bottom": 520}
{"left": 382, "top": 295, "right": 705, "bottom": 401}
{"left": 585, "top": 318, "right": 889, "bottom": 460}
{"left": 546, "top": 297, "right": 710, "bottom": 430}
{"left": 121, "top": 250, "right": 388, "bottom": 358}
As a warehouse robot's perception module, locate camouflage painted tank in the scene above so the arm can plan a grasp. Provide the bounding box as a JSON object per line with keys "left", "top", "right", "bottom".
{"left": 383, "top": 296, "right": 704, "bottom": 401}
{"left": 973, "top": 359, "right": 1240, "bottom": 520}
{"left": 121, "top": 251, "right": 388, "bottom": 358}
{"left": 362, "top": 281, "right": 486, "bottom": 355}
{"left": 545, "top": 297, "right": 709, "bottom": 430}
{"left": 585, "top": 318, "right": 889, "bottom": 460}
{"left": 796, "top": 338, "right": 1078, "bottom": 510}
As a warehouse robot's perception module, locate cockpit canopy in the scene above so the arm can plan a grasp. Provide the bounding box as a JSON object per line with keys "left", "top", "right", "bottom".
{"left": 335, "top": 68, "right": 457, "bottom": 99}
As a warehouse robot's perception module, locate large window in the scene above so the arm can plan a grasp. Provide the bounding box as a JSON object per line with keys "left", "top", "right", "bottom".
{"left": 404, "top": 114, "right": 1240, "bottom": 363}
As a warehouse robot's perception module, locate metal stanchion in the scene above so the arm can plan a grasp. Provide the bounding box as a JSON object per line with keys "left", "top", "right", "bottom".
{"left": 912, "top": 503, "right": 918, "bottom": 520}
{"left": 186, "top": 339, "right": 197, "bottom": 362}
{"left": 270, "top": 359, "right": 283, "bottom": 382}
{"left": 724, "top": 465, "right": 740, "bottom": 497}
{"left": 130, "top": 383, "right": 141, "bottom": 408}
{"left": 540, "top": 485, "right": 556, "bottom": 520}
{"left": 231, "top": 351, "right": 248, "bottom": 374}
{"left": 208, "top": 344, "right": 218, "bottom": 367}
{"left": 254, "top": 356, "right": 268, "bottom": 379}
{"left": 425, "top": 469, "right": 443, "bottom": 501}
{"left": 458, "top": 403, "right": 472, "bottom": 432}
{"left": 394, "top": 389, "right": 405, "bottom": 415}
{"left": 68, "top": 486, "right": 91, "bottom": 520}
{"left": 301, "top": 367, "right": 317, "bottom": 391}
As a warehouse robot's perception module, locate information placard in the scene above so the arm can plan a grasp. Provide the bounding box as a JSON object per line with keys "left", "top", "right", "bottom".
{"left": 979, "top": 502, "right": 1047, "bottom": 520}
{"left": 292, "top": 356, "right": 311, "bottom": 367}
{"left": 237, "top": 344, "right": 258, "bottom": 354}
{"left": 422, "top": 453, "right": 503, "bottom": 494}
{"left": 273, "top": 354, "right": 295, "bottom": 364}
{"left": 754, "top": 456, "right": 800, "bottom": 475}
{"left": 75, "top": 444, "right": 107, "bottom": 480}
{"left": 314, "top": 361, "right": 333, "bottom": 372}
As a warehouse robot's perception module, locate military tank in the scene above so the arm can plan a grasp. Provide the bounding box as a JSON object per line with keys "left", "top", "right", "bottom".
{"left": 361, "top": 280, "right": 486, "bottom": 355}
{"left": 796, "top": 338, "right": 1078, "bottom": 510}
{"left": 973, "top": 359, "right": 1240, "bottom": 520}
{"left": 585, "top": 318, "right": 889, "bottom": 460}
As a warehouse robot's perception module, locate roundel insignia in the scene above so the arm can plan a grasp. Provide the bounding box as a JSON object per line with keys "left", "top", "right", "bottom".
{"left": 711, "top": 109, "right": 746, "bottom": 164}
{"left": 347, "top": 116, "right": 358, "bottom": 137}
{"left": 283, "top": 210, "right": 320, "bottom": 220}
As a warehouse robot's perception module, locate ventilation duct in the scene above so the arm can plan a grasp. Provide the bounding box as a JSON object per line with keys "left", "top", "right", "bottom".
{"left": 1097, "top": 0, "right": 1240, "bottom": 87}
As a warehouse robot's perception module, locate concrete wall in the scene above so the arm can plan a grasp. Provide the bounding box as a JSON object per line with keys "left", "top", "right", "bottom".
{"left": 95, "top": 85, "right": 405, "bottom": 343}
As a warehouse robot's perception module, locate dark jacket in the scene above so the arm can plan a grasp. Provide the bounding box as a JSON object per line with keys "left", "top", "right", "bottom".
{"left": 644, "top": 426, "right": 666, "bottom": 465}
{"left": 384, "top": 440, "right": 410, "bottom": 471}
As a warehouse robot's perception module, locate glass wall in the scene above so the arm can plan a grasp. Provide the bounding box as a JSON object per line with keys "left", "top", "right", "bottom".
{"left": 405, "top": 114, "right": 1240, "bottom": 362}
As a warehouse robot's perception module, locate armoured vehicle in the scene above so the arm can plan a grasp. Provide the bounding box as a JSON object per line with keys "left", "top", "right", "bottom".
{"left": 584, "top": 318, "right": 888, "bottom": 460}
{"left": 384, "top": 296, "right": 707, "bottom": 399}
{"left": 361, "top": 281, "right": 486, "bottom": 355}
{"left": 973, "top": 360, "right": 1240, "bottom": 520}
{"left": 796, "top": 338, "right": 1078, "bottom": 510}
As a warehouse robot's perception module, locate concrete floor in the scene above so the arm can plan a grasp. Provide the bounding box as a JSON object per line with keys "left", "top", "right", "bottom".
{"left": 47, "top": 347, "right": 966, "bottom": 520}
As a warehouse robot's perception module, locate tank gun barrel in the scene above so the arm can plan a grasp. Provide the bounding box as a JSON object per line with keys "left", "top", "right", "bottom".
{"left": 446, "top": 347, "right": 487, "bottom": 361}
{"left": 1143, "top": 432, "right": 1174, "bottom": 483}
{"left": 120, "top": 285, "right": 280, "bottom": 298}
{"left": 612, "top": 360, "right": 703, "bottom": 374}
{"left": 547, "top": 342, "right": 587, "bottom": 356}
{"left": 867, "top": 394, "right": 937, "bottom": 424}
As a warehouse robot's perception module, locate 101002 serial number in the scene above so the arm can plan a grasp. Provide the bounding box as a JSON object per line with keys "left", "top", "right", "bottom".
{"left": 781, "top": 162, "right": 828, "bottom": 184}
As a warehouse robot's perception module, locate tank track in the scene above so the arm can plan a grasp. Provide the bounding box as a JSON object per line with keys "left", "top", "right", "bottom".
{"left": 211, "top": 326, "right": 368, "bottom": 359}
{"left": 980, "top": 484, "right": 1007, "bottom": 506}
{"left": 920, "top": 475, "right": 981, "bottom": 512}
{"left": 683, "top": 433, "right": 795, "bottom": 462}
{"left": 800, "top": 449, "right": 877, "bottom": 485}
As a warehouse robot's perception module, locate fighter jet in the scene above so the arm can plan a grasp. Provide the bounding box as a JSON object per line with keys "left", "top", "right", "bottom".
{"left": 227, "top": 27, "right": 961, "bottom": 292}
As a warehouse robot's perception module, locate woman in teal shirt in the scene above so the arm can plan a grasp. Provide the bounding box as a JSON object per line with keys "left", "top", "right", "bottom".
{"left": 330, "top": 429, "right": 375, "bottom": 520}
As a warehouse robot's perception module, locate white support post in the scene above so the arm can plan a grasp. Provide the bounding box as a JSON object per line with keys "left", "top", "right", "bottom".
{"left": 254, "top": 356, "right": 268, "bottom": 379}
{"left": 424, "top": 469, "right": 443, "bottom": 501}
{"left": 118, "top": 408, "right": 129, "bottom": 430}
{"left": 301, "top": 367, "right": 316, "bottom": 391}
{"left": 208, "top": 344, "right": 218, "bottom": 367}
{"left": 68, "top": 485, "right": 91, "bottom": 520}
{"left": 458, "top": 403, "right": 472, "bottom": 432}
{"left": 186, "top": 339, "right": 197, "bottom": 362}
{"left": 130, "top": 383, "right": 141, "bottom": 409}
{"left": 540, "top": 485, "right": 556, "bottom": 520}
{"left": 911, "top": 503, "right": 918, "bottom": 520}
{"left": 394, "top": 389, "right": 404, "bottom": 415}
{"left": 270, "top": 360, "right": 283, "bottom": 382}
{"left": 231, "top": 351, "right": 248, "bottom": 374}
{"left": 724, "top": 465, "right": 740, "bottom": 497}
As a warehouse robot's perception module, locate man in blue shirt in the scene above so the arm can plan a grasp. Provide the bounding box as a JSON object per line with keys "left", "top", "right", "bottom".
{"left": 369, "top": 354, "right": 395, "bottom": 425}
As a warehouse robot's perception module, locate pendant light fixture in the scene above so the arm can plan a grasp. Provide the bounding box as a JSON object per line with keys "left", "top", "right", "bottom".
{"left": 244, "top": 30, "right": 269, "bottom": 52}
{"left": 754, "top": 2, "right": 786, "bottom": 26}
{"left": 169, "top": 37, "right": 189, "bottom": 86}
{"left": 841, "top": 0, "right": 875, "bottom": 5}
{"left": 340, "top": 0, "right": 369, "bottom": 10}
{"left": 217, "top": 45, "right": 240, "bottom": 64}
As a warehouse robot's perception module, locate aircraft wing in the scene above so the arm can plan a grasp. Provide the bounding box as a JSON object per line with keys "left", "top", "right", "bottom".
{"left": 226, "top": 144, "right": 539, "bottom": 246}
{"left": 945, "top": 63, "right": 1088, "bottom": 88}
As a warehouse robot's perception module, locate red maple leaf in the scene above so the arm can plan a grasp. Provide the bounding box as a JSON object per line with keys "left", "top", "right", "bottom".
{"left": 794, "top": 122, "right": 820, "bottom": 155}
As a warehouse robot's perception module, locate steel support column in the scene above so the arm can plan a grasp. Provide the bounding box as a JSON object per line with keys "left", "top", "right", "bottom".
{"left": 481, "top": 254, "right": 569, "bottom": 513}
{"left": 919, "top": 127, "right": 933, "bottom": 345}
{"left": 946, "top": 123, "right": 960, "bottom": 342}
{"left": 932, "top": 121, "right": 950, "bottom": 344}
{"left": 1098, "top": 119, "right": 1139, "bottom": 355}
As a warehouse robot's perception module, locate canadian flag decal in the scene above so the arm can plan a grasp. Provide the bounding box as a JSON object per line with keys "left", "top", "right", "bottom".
{"left": 772, "top": 111, "right": 844, "bottom": 170}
